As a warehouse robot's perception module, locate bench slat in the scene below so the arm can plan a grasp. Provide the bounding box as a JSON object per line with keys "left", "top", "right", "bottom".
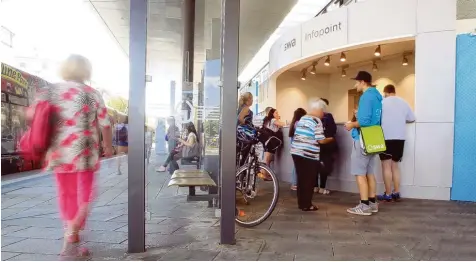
{"left": 171, "top": 172, "right": 211, "bottom": 179}
{"left": 174, "top": 169, "right": 208, "bottom": 173}
{"left": 167, "top": 177, "right": 217, "bottom": 187}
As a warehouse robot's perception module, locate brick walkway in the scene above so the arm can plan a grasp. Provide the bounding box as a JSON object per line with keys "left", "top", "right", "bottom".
{"left": 2, "top": 155, "right": 476, "bottom": 261}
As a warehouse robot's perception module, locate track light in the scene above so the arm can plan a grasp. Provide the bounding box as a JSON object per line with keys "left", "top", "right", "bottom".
{"left": 374, "top": 45, "right": 381, "bottom": 57}
{"left": 341, "top": 68, "right": 346, "bottom": 77}
{"left": 402, "top": 56, "right": 409, "bottom": 66}
{"left": 310, "top": 63, "right": 317, "bottom": 75}
{"left": 340, "top": 52, "right": 346, "bottom": 62}
{"left": 324, "top": 56, "right": 330, "bottom": 66}
{"left": 301, "top": 70, "right": 307, "bottom": 80}
{"left": 372, "top": 61, "right": 378, "bottom": 72}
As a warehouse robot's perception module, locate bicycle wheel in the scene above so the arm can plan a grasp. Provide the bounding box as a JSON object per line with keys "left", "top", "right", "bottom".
{"left": 235, "top": 162, "right": 279, "bottom": 227}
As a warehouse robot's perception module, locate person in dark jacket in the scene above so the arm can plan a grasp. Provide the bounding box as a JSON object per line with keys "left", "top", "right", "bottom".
{"left": 314, "top": 98, "right": 337, "bottom": 195}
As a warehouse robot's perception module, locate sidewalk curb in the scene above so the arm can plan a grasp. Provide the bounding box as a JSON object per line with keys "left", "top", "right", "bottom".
{"left": 1, "top": 155, "right": 127, "bottom": 189}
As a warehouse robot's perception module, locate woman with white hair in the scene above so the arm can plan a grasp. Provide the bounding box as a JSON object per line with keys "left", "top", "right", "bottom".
{"left": 290, "top": 99, "right": 334, "bottom": 211}
{"left": 27, "top": 54, "right": 113, "bottom": 257}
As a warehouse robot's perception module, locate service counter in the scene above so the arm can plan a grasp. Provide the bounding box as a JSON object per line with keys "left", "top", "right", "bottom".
{"left": 274, "top": 123, "right": 416, "bottom": 195}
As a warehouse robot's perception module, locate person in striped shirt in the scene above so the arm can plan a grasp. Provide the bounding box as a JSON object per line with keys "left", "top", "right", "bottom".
{"left": 291, "top": 99, "right": 334, "bottom": 211}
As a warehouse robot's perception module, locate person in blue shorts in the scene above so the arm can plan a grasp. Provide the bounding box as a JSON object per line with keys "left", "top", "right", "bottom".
{"left": 344, "top": 71, "right": 382, "bottom": 216}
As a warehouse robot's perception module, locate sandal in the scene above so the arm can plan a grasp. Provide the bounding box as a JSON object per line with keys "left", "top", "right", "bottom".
{"left": 60, "top": 232, "right": 90, "bottom": 259}
{"left": 301, "top": 205, "right": 319, "bottom": 211}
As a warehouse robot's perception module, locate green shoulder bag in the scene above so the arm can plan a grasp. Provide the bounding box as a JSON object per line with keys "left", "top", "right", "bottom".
{"left": 359, "top": 125, "right": 386, "bottom": 155}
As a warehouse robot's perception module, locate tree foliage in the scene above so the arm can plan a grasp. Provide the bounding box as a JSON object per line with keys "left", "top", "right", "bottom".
{"left": 106, "top": 97, "right": 128, "bottom": 114}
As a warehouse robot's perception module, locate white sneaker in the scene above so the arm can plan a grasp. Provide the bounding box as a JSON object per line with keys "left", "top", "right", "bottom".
{"left": 370, "top": 201, "right": 379, "bottom": 213}
{"left": 156, "top": 166, "right": 166, "bottom": 172}
{"left": 347, "top": 203, "right": 372, "bottom": 216}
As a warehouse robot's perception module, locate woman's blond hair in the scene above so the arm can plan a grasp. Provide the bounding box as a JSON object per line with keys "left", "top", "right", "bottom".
{"left": 60, "top": 54, "right": 92, "bottom": 83}
{"left": 238, "top": 92, "right": 253, "bottom": 108}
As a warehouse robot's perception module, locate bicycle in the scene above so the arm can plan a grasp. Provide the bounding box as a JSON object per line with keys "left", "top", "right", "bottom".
{"left": 235, "top": 131, "right": 281, "bottom": 227}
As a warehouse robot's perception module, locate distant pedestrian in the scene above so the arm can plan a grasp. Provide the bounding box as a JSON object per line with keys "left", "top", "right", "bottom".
{"left": 115, "top": 115, "right": 128, "bottom": 175}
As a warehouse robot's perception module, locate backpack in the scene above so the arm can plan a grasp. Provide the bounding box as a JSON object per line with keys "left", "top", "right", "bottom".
{"left": 19, "top": 100, "right": 54, "bottom": 161}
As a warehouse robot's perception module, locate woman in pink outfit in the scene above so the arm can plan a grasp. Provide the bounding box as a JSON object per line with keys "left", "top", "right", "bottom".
{"left": 28, "top": 55, "right": 113, "bottom": 257}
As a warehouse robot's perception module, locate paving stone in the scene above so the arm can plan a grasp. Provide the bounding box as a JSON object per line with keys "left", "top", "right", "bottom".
{"left": 1, "top": 225, "right": 30, "bottom": 235}
{"left": 157, "top": 248, "right": 219, "bottom": 261}
{"left": 0, "top": 208, "right": 28, "bottom": 219}
{"left": 6, "top": 227, "right": 63, "bottom": 240}
{"left": 294, "top": 253, "right": 333, "bottom": 261}
{"left": 1, "top": 252, "right": 20, "bottom": 260}
{"left": 82, "top": 230, "right": 128, "bottom": 244}
{"left": 257, "top": 252, "right": 295, "bottom": 261}
{"left": 1, "top": 236, "right": 27, "bottom": 247}
{"left": 237, "top": 228, "right": 299, "bottom": 241}
{"left": 81, "top": 242, "right": 127, "bottom": 260}
{"left": 262, "top": 240, "right": 332, "bottom": 256}
{"left": 5, "top": 253, "right": 60, "bottom": 261}
{"left": 1, "top": 238, "right": 63, "bottom": 255}
{"left": 213, "top": 250, "right": 260, "bottom": 261}
{"left": 333, "top": 242, "right": 411, "bottom": 260}
{"left": 1, "top": 217, "right": 62, "bottom": 228}
{"left": 85, "top": 221, "right": 127, "bottom": 231}
{"left": 146, "top": 233, "right": 196, "bottom": 249}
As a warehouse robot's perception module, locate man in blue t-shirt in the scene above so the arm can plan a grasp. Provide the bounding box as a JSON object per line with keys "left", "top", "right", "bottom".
{"left": 344, "top": 71, "right": 383, "bottom": 216}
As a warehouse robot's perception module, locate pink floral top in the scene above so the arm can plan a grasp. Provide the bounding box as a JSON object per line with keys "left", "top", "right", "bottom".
{"left": 33, "top": 81, "right": 111, "bottom": 173}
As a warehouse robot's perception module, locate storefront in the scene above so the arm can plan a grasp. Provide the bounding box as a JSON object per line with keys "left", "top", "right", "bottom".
{"left": 261, "top": 0, "right": 457, "bottom": 200}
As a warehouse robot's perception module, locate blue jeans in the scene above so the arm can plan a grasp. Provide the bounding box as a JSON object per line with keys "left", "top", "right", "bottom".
{"left": 290, "top": 137, "right": 297, "bottom": 186}
{"left": 291, "top": 167, "right": 297, "bottom": 186}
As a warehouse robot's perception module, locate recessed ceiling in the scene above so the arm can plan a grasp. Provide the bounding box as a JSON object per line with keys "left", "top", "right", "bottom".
{"left": 289, "top": 40, "right": 415, "bottom": 74}
{"left": 87, "top": 0, "right": 296, "bottom": 86}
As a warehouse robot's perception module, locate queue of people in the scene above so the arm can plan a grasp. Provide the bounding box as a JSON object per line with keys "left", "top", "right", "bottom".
{"left": 236, "top": 70, "right": 414, "bottom": 216}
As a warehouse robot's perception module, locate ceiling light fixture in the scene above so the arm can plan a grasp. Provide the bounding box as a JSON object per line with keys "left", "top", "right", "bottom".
{"left": 324, "top": 56, "right": 330, "bottom": 66}
{"left": 301, "top": 70, "right": 307, "bottom": 80}
{"left": 310, "top": 62, "right": 317, "bottom": 75}
{"left": 341, "top": 68, "right": 347, "bottom": 77}
{"left": 402, "top": 56, "right": 409, "bottom": 66}
{"left": 374, "top": 45, "right": 381, "bottom": 57}
{"left": 372, "top": 61, "right": 378, "bottom": 72}
{"left": 340, "top": 52, "right": 346, "bottom": 62}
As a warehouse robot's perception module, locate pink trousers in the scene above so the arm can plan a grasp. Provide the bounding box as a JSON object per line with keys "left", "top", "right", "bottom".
{"left": 55, "top": 172, "right": 95, "bottom": 228}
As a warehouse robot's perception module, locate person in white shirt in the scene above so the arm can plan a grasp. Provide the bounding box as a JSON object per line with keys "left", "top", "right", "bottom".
{"left": 378, "top": 85, "right": 415, "bottom": 202}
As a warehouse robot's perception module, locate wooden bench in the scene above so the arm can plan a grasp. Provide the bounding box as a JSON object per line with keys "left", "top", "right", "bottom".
{"left": 168, "top": 169, "right": 217, "bottom": 203}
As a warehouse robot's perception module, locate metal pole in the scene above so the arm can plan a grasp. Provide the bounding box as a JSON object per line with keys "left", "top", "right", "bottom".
{"left": 170, "top": 80, "right": 176, "bottom": 116}
{"left": 182, "top": 0, "right": 195, "bottom": 122}
{"left": 128, "top": 0, "right": 147, "bottom": 253}
{"left": 220, "top": 0, "right": 239, "bottom": 245}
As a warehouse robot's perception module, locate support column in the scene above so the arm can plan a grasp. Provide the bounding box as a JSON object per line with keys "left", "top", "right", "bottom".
{"left": 182, "top": 0, "right": 195, "bottom": 122}
{"left": 170, "top": 80, "right": 176, "bottom": 116}
{"left": 128, "top": 0, "right": 147, "bottom": 253}
{"left": 220, "top": 0, "right": 239, "bottom": 245}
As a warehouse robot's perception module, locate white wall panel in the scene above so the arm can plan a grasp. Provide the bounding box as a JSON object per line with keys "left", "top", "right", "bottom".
{"left": 347, "top": 0, "right": 417, "bottom": 45}
{"left": 415, "top": 31, "right": 456, "bottom": 122}
{"left": 414, "top": 123, "right": 454, "bottom": 188}
{"left": 417, "top": 0, "right": 456, "bottom": 33}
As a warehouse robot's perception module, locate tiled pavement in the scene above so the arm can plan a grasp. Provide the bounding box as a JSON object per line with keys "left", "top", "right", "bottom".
{"left": 2, "top": 155, "right": 476, "bottom": 261}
